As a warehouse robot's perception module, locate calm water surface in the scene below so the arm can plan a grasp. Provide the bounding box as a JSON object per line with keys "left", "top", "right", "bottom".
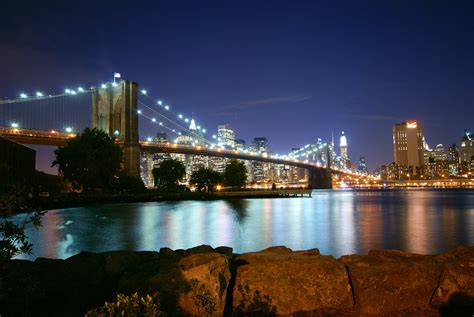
{"left": 16, "top": 189, "right": 474, "bottom": 259}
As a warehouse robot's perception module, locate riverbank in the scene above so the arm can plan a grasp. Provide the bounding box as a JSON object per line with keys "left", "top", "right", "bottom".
{"left": 24, "top": 189, "right": 311, "bottom": 212}
{"left": 2, "top": 245, "right": 473, "bottom": 316}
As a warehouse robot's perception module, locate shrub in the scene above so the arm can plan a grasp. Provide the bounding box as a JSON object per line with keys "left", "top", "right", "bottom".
{"left": 85, "top": 293, "right": 163, "bottom": 317}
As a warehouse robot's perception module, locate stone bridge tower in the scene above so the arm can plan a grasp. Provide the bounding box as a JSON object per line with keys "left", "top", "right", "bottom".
{"left": 91, "top": 80, "right": 140, "bottom": 177}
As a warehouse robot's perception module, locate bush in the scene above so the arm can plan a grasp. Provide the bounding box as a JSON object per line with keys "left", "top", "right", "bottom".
{"left": 85, "top": 293, "right": 163, "bottom": 317}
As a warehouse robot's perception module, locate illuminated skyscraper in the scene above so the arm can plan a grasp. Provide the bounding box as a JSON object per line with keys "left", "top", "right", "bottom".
{"left": 217, "top": 124, "right": 235, "bottom": 148}
{"left": 393, "top": 120, "right": 424, "bottom": 175}
{"left": 358, "top": 156, "right": 368, "bottom": 174}
{"left": 339, "top": 131, "right": 349, "bottom": 168}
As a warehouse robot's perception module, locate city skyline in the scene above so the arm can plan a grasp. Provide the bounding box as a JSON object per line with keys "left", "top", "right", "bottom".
{"left": 2, "top": 1, "right": 474, "bottom": 171}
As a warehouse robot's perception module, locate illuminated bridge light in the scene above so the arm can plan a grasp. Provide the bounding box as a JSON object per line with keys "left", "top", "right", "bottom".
{"left": 36, "top": 92, "right": 43, "bottom": 97}
{"left": 11, "top": 122, "right": 19, "bottom": 128}
{"left": 157, "top": 100, "right": 162, "bottom": 105}
{"left": 212, "top": 134, "right": 216, "bottom": 139}
{"left": 202, "top": 129, "right": 206, "bottom": 133}
{"left": 65, "top": 89, "right": 71, "bottom": 94}
{"left": 152, "top": 118, "right": 156, "bottom": 122}
{"left": 178, "top": 114, "right": 183, "bottom": 119}
{"left": 137, "top": 110, "right": 142, "bottom": 114}
{"left": 65, "top": 127, "right": 73, "bottom": 133}
{"left": 147, "top": 137, "right": 152, "bottom": 142}
{"left": 112, "top": 82, "right": 118, "bottom": 87}
{"left": 71, "top": 90, "right": 77, "bottom": 95}
{"left": 19, "top": 93, "right": 28, "bottom": 98}
{"left": 164, "top": 105, "right": 169, "bottom": 110}
{"left": 185, "top": 118, "right": 189, "bottom": 123}
{"left": 141, "top": 89, "right": 147, "bottom": 95}
{"left": 114, "top": 130, "right": 120, "bottom": 136}
{"left": 159, "top": 122, "right": 163, "bottom": 126}
{"left": 77, "top": 87, "right": 84, "bottom": 92}
{"left": 101, "top": 84, "right": 107, "bottom": 88}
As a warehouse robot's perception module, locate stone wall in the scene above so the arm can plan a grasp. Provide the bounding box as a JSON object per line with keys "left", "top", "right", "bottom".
{"left": 1, "top": 245, "right": 473, "bottom": 316}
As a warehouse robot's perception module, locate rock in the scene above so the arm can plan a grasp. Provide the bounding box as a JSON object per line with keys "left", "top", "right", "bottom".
{"left": 232, "top": 247, "right": 353, "bottom": 315}
{"left": 435, "top": 245, "right": 474, "bottom": 263}
{"left": 186, "top": 244, "right": 216, "bottom": 255}
{"left": 432, "top": 260, "right": 474, "bottom": 306}
{"left": 368, "top": 249, "right": 429, "bottom": 262}
{"left": 101, "top": 250, "right": 140, "bottom": 276}
{"left": 136, "top": 251, "right": 160, "bottom": 263}
{"left": 118, "top": 252, "right": 231, "bottom": 315}
{"left": 215, "top": 246, "right": 233, "bottom": 257}
{"left": 346, "top": 254, "right": 441, "bottom": 315}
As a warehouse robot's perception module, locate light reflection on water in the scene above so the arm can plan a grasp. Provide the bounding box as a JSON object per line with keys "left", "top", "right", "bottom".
{"left": 14, "top": 189, "right": 474, "bottom": 260}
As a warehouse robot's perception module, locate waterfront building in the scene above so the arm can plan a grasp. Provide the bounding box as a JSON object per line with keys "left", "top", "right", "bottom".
{"left": 217, "top": 124, "right": 235, "bottom": 148}
{"left": 358, "top": 156, "right": 368, "bottom": 175}
{"left": 339, "top": 131, "right": 350, "bottom": 168}
{"left": 434, "top": 144, "right": 446, "bottom": 161}
{"left": 393, "top": 120, "right": 424, "bottom": 175}
{"left": 448, "top": 144, "right": 460, "bottom": 176}
{"left": 235, "top": 139, "right": 246, "bottom": 151}
{"left": 460, "top": 131, "right": 473, "bottom": 163}
{"left": 154, "top": 132, "right": 169, "bottom": 143}
{"left": 250, "top": 137, "right": 268, "bottom": 182}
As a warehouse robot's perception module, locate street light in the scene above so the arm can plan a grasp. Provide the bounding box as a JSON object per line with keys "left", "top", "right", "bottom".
{"left": 19, "top": 93, "right": 28, "bottom": 98}
{"left": 65, "top": 127, "right": 73, "bottom": 133}
{"left": 36, "top": 92, "right": 43, "bottom": 97}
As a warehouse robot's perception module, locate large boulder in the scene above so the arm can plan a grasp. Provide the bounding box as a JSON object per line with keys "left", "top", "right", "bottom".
{"left": 345, "top": 250, "right": 441, "bottom": 315}
{"left": 432, "top": 246, "right": 474, "bottom": 314}
{"left": 118, "top": 252, "right": 231, "bottom": 315}
{"left": 232, "top": 246, "right": 353, "bottom": 315}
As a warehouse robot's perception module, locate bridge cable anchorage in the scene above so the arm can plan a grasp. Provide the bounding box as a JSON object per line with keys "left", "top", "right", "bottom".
{"left": 138, "top": 90, "right": 210, "bottom": 134}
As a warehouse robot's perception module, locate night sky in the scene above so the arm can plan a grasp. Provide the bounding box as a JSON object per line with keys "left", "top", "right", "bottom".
{"left": 1, "top": 0, "right": 473, "bottom": 173}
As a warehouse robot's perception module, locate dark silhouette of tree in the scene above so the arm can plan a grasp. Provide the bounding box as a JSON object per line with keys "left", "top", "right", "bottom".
{"left": 152, "top": 159, "right": 186, "bottom": 191}
{"left": 0, "top": 192, "right": 44, "bottom": 261}
{"left": 115, "top": 172, "right": 146, "bottom": 194}
{"left": 224, "top": 160, "right": 247, "bottom": 190}
{"left": 189, "top": 168, "right": 222, "bottom": 193}
{"left": 52, "top": 128, "right": 122, "bottom": 192}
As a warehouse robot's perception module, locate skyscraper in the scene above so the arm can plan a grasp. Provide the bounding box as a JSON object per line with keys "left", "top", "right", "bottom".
{"left": 340, "top": 131, "right": 348, "bottom": 160}
{"left": 217, "top": 124, "right": 235, "bottom": 148}
{"left": 358, "top": 156, "right": 368, "bottom": 174}
{"left": 393, "top": 120, "right": 424, "bottom": 175}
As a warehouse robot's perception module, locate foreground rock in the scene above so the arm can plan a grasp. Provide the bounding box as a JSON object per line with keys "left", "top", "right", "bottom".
{"left": 118, "top": 251, "right": 231, "bottom": 315}
{"left": 232, "top": 246, "right": 354, "bottom": 315}
{"left": 1, "top": 245, "right": 474, "bottom": 316}
{"left": 343, "top": 250, "right": 441, "bottom": 315}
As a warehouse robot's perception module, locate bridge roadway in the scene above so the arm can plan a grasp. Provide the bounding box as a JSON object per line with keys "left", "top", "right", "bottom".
{"left": 0, "top": 127, "right": 338, "bottom": 188}
{"left": 0, "top": 127, "right": 338, "bottom": 170}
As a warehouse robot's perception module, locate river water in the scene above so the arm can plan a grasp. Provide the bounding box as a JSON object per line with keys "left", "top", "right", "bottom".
{"left": 15, "top": 189, "right": 474, "bottom": 259}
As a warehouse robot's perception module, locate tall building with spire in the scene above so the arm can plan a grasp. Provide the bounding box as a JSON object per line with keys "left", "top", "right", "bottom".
{"left": 339, "top": 131, "right": 349, "bottom": 168}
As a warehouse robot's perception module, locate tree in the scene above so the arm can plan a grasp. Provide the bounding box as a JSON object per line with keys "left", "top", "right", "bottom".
{"left": 115, "top": 172, "right": 146, "bottom": 194}
{"left": 0, "top": 192, "right": 44, "bottom": 261}
{"left": 223, "top": 160, "right": 247, "bottom": 190}
{"left": 52, "top": 128, "right": 122, "bottom": 192}
{"left": 152, "top": 159, "right": 186, "bottom": 191}
{"left": 190, "top": 168, "right": 222, "bottom": 193}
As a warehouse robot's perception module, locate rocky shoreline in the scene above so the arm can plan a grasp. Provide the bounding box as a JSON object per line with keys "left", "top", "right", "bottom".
{"left": 1, "top": 245, "right": 474, "bottom": 316}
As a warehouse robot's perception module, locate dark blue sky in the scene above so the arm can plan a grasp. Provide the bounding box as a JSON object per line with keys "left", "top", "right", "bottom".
{"left": 1, "top": 0, "right": 473, "bottom": 171}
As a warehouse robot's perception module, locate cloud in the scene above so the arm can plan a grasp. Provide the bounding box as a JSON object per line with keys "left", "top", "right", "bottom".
{"left": 215, "top": 94, "right": 311, "bottom": 116}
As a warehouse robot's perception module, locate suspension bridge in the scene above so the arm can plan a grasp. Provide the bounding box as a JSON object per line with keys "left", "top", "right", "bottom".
{"left": 0, "top": 78, "right": 365, "bottom": 189}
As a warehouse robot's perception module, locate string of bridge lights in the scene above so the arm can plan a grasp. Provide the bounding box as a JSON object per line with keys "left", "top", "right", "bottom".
{"left": 137, "top": 87, "right": 209, "bottom": 134}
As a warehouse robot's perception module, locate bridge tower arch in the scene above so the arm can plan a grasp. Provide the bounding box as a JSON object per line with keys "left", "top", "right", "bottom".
{"left": 91, "top": 80, "right": 140, "bottom": 177}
